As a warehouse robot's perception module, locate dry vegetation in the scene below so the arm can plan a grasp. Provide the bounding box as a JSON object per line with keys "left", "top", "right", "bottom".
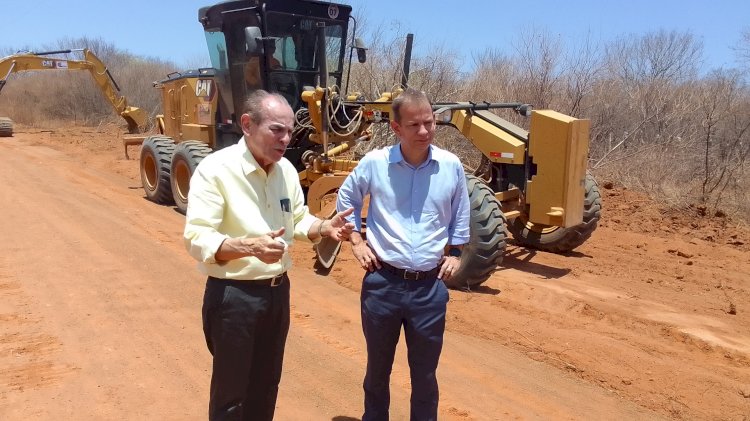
{"left": 345, "top": 26, "right": 750, "bottom": 221}
{"left": 0, "top": 37, "right": 176, "bottom": 129}
{"left": 2, "top": 27, "right": 749, "bottom": 220}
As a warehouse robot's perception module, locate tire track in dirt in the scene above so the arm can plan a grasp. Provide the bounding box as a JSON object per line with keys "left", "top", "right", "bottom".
{"left": 324, "top": 232, "right": 750, "bottom": 419}
{"left": 0, "top": 245, "right": 79, "bottom": 403}
{"left": 436, "top": 244, "right": 750, "bottom": 419}
{"left": 0, "top": 142, "right": 80, "bottom": 403}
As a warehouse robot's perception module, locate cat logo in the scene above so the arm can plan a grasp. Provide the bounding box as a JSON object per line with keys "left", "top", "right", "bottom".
{"left": 195, "top": 79, "right": 214, "bottom": 100}
{"left": 41, "top": 60, "right": 54, "bottom": 68}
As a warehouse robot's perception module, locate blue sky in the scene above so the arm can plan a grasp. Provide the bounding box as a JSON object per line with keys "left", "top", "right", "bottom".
{"left": 2, "top": 0, "right": 748, "bottom": 72}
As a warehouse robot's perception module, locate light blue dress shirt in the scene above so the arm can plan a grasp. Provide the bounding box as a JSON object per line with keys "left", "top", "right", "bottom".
{"left": 337, "top": 143, "right": 470, "bottom": 271}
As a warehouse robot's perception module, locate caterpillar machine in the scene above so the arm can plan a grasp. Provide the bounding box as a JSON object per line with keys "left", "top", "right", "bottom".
{"left": 0, "top": 48, "right": 149, "bottom": 137}
{"left": 139, "top": 0, "right": 601, "bottom": 289}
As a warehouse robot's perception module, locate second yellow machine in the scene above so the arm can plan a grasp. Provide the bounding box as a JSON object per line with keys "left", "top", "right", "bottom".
{"left": 0, "top": 48, "right": 148, "bottom": 135}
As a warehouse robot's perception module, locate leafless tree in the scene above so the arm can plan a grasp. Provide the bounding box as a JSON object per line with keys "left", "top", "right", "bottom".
{"left": 512, "top": 27, "right": 563, "bottom": 109}
{"left": 734, "top": 27, "right": 750, "bottom": 69}
{"left": 465, "top": 48, "right": 516, "bottom": 102}
{"left": 696, "top": 69, "right": 750, "bottom": 209}
{"left": 562, "top": 33, "right": 603, "bottom": 117}
{"left": 594, "top": 30, "right": 702, "bottom": 161}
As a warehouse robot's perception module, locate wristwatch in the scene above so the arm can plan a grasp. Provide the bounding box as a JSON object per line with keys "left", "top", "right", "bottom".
{"left": 448, "top": 247, "right": 462, "bottom": 258}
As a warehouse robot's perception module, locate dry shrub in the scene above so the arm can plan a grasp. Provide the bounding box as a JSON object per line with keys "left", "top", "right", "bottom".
{"left": 341, "top": 22, "right": 750, "bottom": 219}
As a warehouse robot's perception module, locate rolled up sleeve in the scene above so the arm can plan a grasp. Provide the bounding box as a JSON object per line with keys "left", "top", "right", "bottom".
{"left": 183, "top": 166, "right": 228, "bottom": 264}
{"left": 449, "top": 163, "right": 471, "bottom": 245}
{"left": 336, "top": 161, "right": 369, "bottom": 232}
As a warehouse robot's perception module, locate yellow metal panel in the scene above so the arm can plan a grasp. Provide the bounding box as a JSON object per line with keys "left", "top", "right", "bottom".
{"left": 159, "top": 83, "right": 179, "bottom": 139}
{"left": 451, "top": 110, "right": 525, "bottom": 165}
{"left": 158, "top": 75, "right": 217, "bottom": 147}
{"left": 526, "top": 110, "right": 590, "bottom": 227}
{"left": 180, "top": 124, "right": 213, "bottom": 146}
{"left": 302, "top": 89, "right": 324, "bottom": 139}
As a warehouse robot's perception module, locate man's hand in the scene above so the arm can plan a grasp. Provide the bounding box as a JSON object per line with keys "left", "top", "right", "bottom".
{"left": 253, "top": 227, "right": 287, "bottom": 263}
{"left": 350, "top": 231, "right": 381, "bottom": 272}
{"left": 438, "top": 255, "right": 461, "bottom": 281}
{"left": 320, "top": 207, "right": 355, "bottom": 241}
{"left": 216, "top": 227, "right": 286, "bottom": 263}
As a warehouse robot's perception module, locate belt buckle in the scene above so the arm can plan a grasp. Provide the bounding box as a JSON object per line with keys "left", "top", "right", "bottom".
{"left": 270, "top": 274, "right": 284, "bottom": 287}
{"left": 402, "top": 270, "right": 420, "bottom": 281}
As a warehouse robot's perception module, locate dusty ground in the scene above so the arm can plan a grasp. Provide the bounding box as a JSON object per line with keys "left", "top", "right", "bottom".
{"left": 1, "top": 124, "right": 749, "bottom": 420}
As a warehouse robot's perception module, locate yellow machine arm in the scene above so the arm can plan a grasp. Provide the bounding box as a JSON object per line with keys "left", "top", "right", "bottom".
{"left": 300, "top": 89, "right": 589, "bottom": 229}
{"left": 0, "top": 48, "right": 148, "bottom": 133}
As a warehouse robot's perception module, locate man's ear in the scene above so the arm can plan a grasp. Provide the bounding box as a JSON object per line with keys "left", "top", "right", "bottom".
{"left": 390, "top": 119, "right": 401, "bottom": 137}
{"left": 240, "top": 113, "right": 252, "bottom": 136}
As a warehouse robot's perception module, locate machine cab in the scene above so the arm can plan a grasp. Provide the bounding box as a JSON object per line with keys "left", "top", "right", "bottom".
{"left": 199, "top": 0, "right": 351, "bottom": 144}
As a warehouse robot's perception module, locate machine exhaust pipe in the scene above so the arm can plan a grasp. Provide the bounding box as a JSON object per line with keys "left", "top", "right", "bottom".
{"left": 316, "top": 22, "right": 331, "bottom": 161}
{"left": 400, "top": 33, "right": 413, "bottom": 88}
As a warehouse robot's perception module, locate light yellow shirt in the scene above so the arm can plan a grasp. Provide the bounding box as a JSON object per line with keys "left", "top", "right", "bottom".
{"left": 183, "top": 137, "right": 318, "bottom": 280}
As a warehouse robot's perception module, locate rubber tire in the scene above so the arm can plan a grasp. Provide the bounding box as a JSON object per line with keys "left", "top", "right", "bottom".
{"left": 447, "top": 175, "right": 508, "bottom": 290}
{"left": 508, "top": 173, "right": 601, "bottom": 253}
{"left": 140, "top": 136, "right": 175, "bottom": 205}
{"left": 171, "top": 141, "right": 212, "bottom": 214}
{"left": 0, "top": 118, "right": 13, "bottom": 137}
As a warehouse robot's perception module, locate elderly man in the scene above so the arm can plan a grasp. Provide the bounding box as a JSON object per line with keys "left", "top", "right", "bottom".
{"left": 184, "top": 90, "right": 354, "bottom": 421}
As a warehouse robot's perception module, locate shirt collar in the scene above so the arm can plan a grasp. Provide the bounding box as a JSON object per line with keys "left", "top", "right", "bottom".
{"left": 388, "top": 143, "right": 435, "bottom": 168}
{"left": 238, "top": 136, "right": 277, "bottom": 176}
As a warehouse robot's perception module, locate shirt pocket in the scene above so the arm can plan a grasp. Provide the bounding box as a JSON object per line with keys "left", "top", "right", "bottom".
{"left": 277, "top": 197, "right": 294, "bottom": 234}
{"left": 279, "top": 198, "right": 291, "bottom": 213}
{"left": 420, "top": 210, "right": 443, "bottom": 232}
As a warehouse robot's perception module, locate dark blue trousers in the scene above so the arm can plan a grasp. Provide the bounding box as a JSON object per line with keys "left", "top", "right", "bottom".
{"left": 360, "top": 268, "right": 449, "bottom": 421}
{"left": 202, "top": 276, "right": 290, "bottom": 421}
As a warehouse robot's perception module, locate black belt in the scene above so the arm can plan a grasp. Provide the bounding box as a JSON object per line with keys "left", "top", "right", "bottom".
{"left": 380, "top": 261, "right": 440, "bottom": 281}
{"left": 208, "top": 272, "right": 287, "bottom": 287}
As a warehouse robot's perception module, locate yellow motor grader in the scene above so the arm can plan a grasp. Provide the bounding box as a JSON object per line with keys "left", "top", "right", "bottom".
{"left": 0, "top": 48, "right": 149, "bottom": 136}
{"left": 139, "top": 0, "right": 601, "bottom": 289}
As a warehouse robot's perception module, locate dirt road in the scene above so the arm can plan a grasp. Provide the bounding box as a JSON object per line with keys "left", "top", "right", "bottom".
{"left": 1, "top": 126, "right": 749, "bottom": 420}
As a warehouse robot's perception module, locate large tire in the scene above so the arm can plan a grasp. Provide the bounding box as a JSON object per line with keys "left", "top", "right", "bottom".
{"left": 0, "top": 117, "right": 13, "bottom": 137}
{"left": 171, "top": 141, "right": 212, "bottom": 214}
{"left": 140, "top": 136, "right": 175, "bottom": 205}
{"left": 447, "top": 175, "right": 508, "bottom": 289}
{"left": 508, "top": 173, "right": 601, "bottom": 253}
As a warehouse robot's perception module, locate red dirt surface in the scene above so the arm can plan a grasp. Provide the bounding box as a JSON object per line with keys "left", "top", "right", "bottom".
{"left": 1, "top": 124, "right": 749, "bottom": 420}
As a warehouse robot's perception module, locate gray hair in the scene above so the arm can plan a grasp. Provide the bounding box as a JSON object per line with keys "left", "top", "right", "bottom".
{"left": 243, "top": 90, "right": 289, "bottom": 124}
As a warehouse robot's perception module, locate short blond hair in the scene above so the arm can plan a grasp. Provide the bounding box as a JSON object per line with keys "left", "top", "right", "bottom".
{"left": 392, "top": 88, "right": 431, "bottom": 123}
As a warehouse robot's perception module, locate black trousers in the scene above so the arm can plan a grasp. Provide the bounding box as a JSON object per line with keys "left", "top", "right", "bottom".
{"left": 202, "top": 275, "right": 290, "bottom": 421}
